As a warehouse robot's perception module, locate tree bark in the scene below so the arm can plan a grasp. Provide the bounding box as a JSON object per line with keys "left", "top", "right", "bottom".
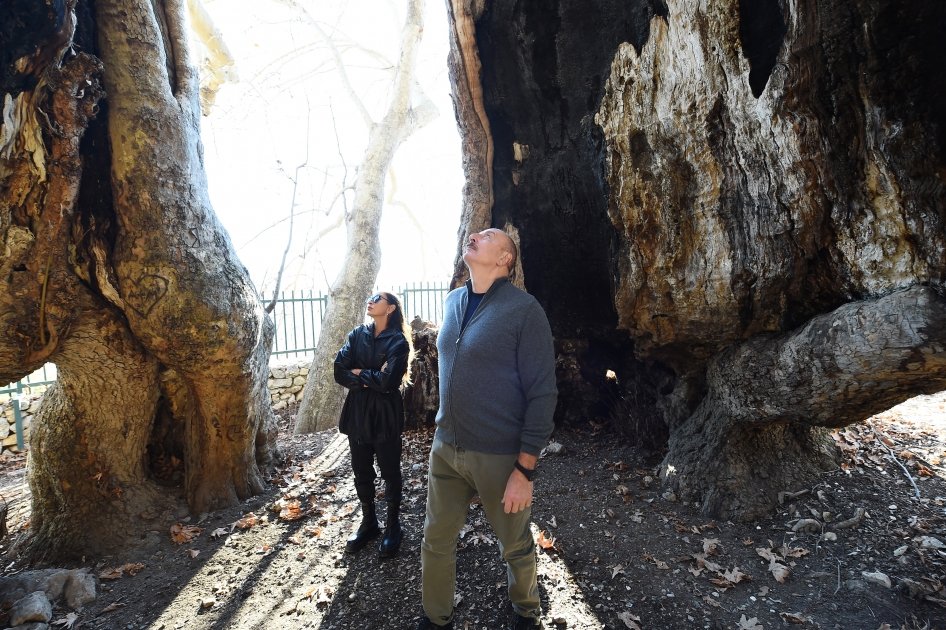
{"left": 446, "top": 0, "right": 946, "bottom": 520}
{"left": 1, "top": 0, "right": 276, "bottom": 557}
{"left": 295, "top": 0, "right": 432, "bottom": 434}
{"left": 445, "top": 0, "right": 493, "bottom": 289}
{"left": 663, "top": 286, "right": 946, "bottom": 519}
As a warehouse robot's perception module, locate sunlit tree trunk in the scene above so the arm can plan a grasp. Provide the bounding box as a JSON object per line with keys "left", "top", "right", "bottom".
{"left": 0, "top": 0, "right": 275, "bottom": 557}
{"left": 295, "top": 0, "right": 436, "bottom": 433}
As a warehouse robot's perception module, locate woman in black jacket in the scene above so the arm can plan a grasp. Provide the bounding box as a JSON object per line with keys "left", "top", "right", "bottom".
{"left": 334, "top": 291, "right": 413, "bottom": 557}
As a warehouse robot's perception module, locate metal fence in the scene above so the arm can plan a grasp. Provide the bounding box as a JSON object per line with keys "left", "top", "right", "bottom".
{"left": 269, "top": 281, "right": 450, "bottom": 360}
{"left": 2, "top": 281, "right": 450, "bottom": 397}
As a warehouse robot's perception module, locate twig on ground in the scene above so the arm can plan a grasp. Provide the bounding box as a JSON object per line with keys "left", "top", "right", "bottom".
{"left": 832, "top": 507, "right": 866, "bottom": 530}
{"left": 833, "top": 560, "right": 841, "bottom": 595}
{"left": 873, "top": 428, "right": 921, "bottom": 499}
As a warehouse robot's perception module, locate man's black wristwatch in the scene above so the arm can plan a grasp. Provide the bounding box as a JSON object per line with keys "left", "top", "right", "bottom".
{"left": 514, "top": 461, "right": 537, "bottom": 482}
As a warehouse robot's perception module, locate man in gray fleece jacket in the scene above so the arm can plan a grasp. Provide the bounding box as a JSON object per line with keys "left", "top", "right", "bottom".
{"left": 417, "top": 228, "right": 557, "bottom": 630}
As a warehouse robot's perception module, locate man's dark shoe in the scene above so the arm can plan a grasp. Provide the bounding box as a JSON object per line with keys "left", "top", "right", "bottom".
{"left": 345, "top": 501, "right": 381, "bottom": 553}
{"left": 416, "top": 616, "right": 454, "bottom": 629}
{"left": 511, "top": 613, "right": 542, "bottom": 629}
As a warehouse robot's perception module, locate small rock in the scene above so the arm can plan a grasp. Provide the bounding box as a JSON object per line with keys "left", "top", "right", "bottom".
{"left": 893, "top": 545, "right": 908, "bottom": 557}
{"left": 9, "top": 591, "right": 53, "bottom": 625}
{"left": 199, "top": 596, "right": 216, "bottom": 609}
{"left": 543, "top": 441, "right": 565, "bottom": 455}
{"left": 412, "top": 463, "right": 423, "bottom": 472}
{"left": 915, "top": 536, "right": 945, "bottom": 549}
{"left": 642, "top": 475, "right": 653, "bottom": 487}
{"left": 861, "top": 570, "right": 891, "bottom": 589}
{"left": 661, "top": 491, "right": 677, "bottom": 502}
{"left": 820, "top": 532, "right": 837, "bottom": 542}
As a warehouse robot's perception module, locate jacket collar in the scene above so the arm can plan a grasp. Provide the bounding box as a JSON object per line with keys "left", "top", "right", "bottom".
{"left": 464, "top": 276, "right": 508, "bottom": 297}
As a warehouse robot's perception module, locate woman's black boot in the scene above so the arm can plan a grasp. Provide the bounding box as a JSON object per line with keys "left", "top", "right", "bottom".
{"left": 378, "top": 500, "right": 403, "bottom": 558}
{"left": 346, "top": 501, "right": 381, "bottom": 553}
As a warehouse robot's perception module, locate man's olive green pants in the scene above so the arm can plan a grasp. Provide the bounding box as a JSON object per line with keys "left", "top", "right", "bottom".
{"left": 421, "top": 437, "right": 540, "bottom": 626}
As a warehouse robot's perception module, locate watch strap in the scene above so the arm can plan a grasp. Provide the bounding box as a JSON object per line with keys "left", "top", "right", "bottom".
{"left": 514, "top": 460, "right": 537, "bottom": 481}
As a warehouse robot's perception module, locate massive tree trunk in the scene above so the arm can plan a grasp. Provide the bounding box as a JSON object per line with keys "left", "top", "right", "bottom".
{"left": 295, "top": 0, "right": 435, "bottom": 434}
{"left": 1, "top": 0, "right": 276, "bottom": 557}
{"left": 445, "top": 0, "right": 946, "bottom": 519}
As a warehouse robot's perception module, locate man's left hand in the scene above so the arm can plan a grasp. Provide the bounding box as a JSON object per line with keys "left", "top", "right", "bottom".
{"left": 502, "top": 472, "right": 533, "bottom": 514}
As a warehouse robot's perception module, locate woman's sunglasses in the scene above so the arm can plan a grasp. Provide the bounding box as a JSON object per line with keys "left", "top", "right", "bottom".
{"left": 367, "top": 294, "right": 389, "bottom": 304}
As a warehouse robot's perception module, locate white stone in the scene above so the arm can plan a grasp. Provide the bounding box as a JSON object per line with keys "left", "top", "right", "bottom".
{"left": 294, "top": 390, "right": 304, "bottom": 402}
{"left": 272, "top": 401, "right": 288, "bottom": 411}
{"left": 9, "top": 591, "right": 52, "bottom": 625}
{"left": 63, "top": 570, "right": 96, "bottom": 608}
{"left": 292, "top": 375, "right": 307, "bottom": 386}
{"left": 270, "top": 378, "right": 293, "bottom": 389}
{"left": 287, "top": 385, "right": 303, "bottom": 394}
{"left": 271, "top": 367, "right": 287, "bottom": 379}
{"left": 861, "top": 571, "right": 891, "bottom": 589}
{"left": 915, "top": 535, "right": 945, "bottom": 549}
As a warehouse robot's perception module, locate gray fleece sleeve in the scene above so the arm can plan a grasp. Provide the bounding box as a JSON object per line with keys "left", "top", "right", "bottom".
{"left": 516, "top": 301, "right": 558, "bottom": 455}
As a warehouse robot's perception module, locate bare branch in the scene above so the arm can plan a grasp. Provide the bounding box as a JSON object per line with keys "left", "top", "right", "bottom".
{"left": 279, "top": 0, "right": 375, "bottom": 128}
{"left": 266, "top": 107, "right": 311, "bottom": 313}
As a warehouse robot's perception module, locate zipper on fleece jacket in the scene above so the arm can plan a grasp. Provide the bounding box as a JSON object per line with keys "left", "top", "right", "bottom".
{"left": 447, "top": 281, "right": 500, "bottom": 450}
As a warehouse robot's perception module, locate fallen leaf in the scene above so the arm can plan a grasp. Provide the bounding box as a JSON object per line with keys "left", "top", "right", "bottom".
{"left": 611, "top": 564, "right": 625, "bottom": 579}
{"left": 780, "top": 611, "right": 810, "bottom": 624}
{"left": 52, "top": 612, "right": 78, "bottom": 628}
{"left": 170, "top": 523, "right": 202, "bottom": 544}
{"left": 288, "top": 535, "right": 303, "bottom": 545}
{"left": 100, "top": 602, "right": 125, "bottom": 613}
{"left": 617, "top": 611, "right": 641, "bottom": 629}
{"left": 703, "top": 538, "right": 721, "bottom": 556}
{"left": 769, "top": 561, "right": 790, "bottom": 583}
{"left": 279, "top": 499, "right": 304, "bottom": 521}
{"left": 188, "top": 549, "right": 200, "bottom": 558}
{"left": 98, "top": 567, "right": 124, "bottom": 580}
{"left": 536, "top": 530, "right": 556, "bottom": 550}
{"left": 722, "top": 566, "right": 750, "bottom": 584}
{"left": 235, "top": 513, "right": 258, "bottom": 530}
{"left": 643, "top": 554, "right": 670, "bottom": 570}
{"left": 98, "top": 563, "right": 145, "bottom": 580}
{"left": 210, "top": 527, "right": 229, "bottom": 539}
{"left": 738, "top": 614, "right": 763, "bottom": 630}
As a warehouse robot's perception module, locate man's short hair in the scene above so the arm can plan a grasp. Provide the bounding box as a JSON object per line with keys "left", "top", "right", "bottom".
{"left": 502, "top": 232, "right": 518, "bottom": 275}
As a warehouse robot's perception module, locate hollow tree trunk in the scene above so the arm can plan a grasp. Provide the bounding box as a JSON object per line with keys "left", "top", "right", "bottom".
{"left": 446, "top": 0, "right": 946, "bottom": 520}
{"left": 1, "top": 0, "right": 276, "bottom": 557}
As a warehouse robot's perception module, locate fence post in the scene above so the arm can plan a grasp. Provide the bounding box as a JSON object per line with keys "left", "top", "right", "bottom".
{"left": 12, "top": 380, "right": 24, "bottom": 451}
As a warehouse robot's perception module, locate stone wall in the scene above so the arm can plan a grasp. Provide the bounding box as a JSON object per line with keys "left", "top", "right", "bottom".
{"left": 267, "top": 360, "right": 310, "bottom": 412}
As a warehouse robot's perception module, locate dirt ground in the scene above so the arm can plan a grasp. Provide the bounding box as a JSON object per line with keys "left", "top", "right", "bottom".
{"left": 0, "top": 392, "right": 945, "bottom": 630}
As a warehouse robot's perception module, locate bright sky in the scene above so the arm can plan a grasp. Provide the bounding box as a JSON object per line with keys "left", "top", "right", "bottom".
{"left": 199, "top": 0, "right": 463, "bottom": 295}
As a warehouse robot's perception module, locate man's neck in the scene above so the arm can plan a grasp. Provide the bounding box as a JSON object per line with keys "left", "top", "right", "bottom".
{"left": 468, "top": 268, "right": 508, "bottom": 294}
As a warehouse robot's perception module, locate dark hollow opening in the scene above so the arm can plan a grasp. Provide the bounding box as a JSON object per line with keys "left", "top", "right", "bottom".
{"left": 738, "top": 0, "right": 787, "bottom": 98}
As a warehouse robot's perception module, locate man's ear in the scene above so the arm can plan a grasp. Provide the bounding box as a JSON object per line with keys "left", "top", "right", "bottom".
{"left": 499, "top": 250, "right": 511, "bottom": 268}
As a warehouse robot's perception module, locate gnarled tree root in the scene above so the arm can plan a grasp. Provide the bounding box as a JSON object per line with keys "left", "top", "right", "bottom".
{"left": 662, "top": 285, "right": 946, "bottom": 521}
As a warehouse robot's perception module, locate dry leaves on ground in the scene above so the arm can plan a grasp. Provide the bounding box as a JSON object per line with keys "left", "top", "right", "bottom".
{"left": 169, "top": 523, "right": 202, "bottom": 544}
{"left": 99, "top": 563, "right": 145, "bottom": 580}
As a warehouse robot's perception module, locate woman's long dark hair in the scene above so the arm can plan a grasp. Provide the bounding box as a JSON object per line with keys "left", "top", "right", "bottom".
{"left": 380, "top": 291, "right": 415, "bottom": 386}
